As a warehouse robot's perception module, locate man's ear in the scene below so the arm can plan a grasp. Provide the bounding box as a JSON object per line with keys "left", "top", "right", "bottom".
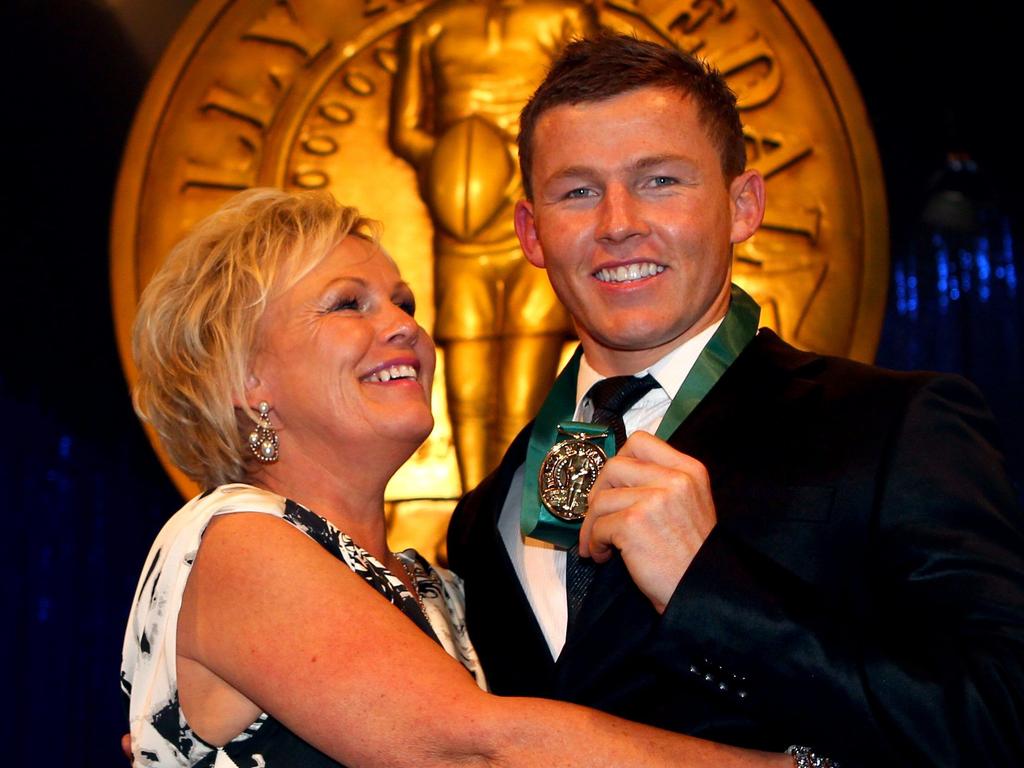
{"left": 729, "top": 169, "right": 766, "bottom": 245}
{"left": 514, "top": 199, "right": 545, "bottom": 268}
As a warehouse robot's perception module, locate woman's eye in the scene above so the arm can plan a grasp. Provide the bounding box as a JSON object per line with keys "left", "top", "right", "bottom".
{"left": 328, "top": 296, "right": 362, "bottom": 312}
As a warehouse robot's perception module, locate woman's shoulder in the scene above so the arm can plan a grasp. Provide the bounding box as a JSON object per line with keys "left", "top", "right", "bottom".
{"left": 129, "top": 484, "right": 289, "bottom": 604}
{"left": 129, "top": 484, "right": 291, "bottom": 620}
{"left": 190, "top": 482, "right": 288, "bottom": 517}
{"left": 153, "top": 483, "right": 287, "bottom": 542}
{"left": 122, "top": 484, "right": 296, "bottom": 765}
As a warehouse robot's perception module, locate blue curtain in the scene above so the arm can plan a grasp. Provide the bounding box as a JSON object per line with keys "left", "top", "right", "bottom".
{"left": 2, "top": 1, "right": 177, "bottom": 759}
{"left": 1, "top": 385, "right": 178, "bottom": 763}
{"left": 877, "top": 156, "right": 1024, "bottom": 497}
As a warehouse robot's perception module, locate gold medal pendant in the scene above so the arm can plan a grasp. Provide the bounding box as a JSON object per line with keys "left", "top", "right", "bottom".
{"left": 538, "top": 426, "right": 610, "bottom": 522}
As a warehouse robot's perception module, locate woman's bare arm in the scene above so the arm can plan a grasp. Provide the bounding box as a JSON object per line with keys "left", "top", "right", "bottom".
{"left": 177, "top": 512, "right": 788, "bottom": 768}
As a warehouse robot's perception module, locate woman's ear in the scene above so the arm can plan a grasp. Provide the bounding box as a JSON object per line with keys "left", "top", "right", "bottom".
{"left": 233, "top": 372, "right": 264, "bottom": 410}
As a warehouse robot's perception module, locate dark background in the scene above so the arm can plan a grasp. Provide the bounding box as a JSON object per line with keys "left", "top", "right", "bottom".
{"left": 2, "top": 1, "right": 1020, "bottom": 762}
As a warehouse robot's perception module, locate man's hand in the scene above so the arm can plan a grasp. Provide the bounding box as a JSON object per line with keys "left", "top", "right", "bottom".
{"left": 578, "top": 431, "right": 716, "bottom": 613}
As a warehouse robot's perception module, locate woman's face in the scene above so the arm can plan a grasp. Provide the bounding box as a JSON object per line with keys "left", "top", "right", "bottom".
{"left": 248, "top": 236, "right": 435, "bottom": 466}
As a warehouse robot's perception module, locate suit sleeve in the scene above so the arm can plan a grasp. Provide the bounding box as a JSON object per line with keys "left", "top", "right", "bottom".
{"left": 654, "top": 374, "right": 1024, "bottom": 766}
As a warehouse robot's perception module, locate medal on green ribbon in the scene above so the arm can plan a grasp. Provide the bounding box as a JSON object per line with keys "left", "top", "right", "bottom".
{"left": 538, "top": 422, "right": 615, "bottom": 523}
{"left": 521, "top": 284, "right": 761, "bottom": 548}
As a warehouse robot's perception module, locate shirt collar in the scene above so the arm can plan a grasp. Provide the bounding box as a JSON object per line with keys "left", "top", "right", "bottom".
{"left": 574, "top": 317, "right": 725, "bottom": 412}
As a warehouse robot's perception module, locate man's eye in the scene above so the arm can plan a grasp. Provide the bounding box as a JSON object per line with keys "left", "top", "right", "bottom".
{"left": 396, "top": 299, "right": 416, "bottom": 317}
{"left": 650, "top": 176, "right": 677, "bottom": 187}
{"left": 565, "top": 187, "right": 594, "bottom": 199}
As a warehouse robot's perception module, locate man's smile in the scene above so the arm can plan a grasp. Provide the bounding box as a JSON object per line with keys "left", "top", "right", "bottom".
{"left": 594, "top": 262, "right": 666, "bottom": 284}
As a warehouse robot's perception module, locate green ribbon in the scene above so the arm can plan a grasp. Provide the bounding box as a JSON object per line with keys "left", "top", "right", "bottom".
{"left": 521, "top": 284, "right": 761, "bottom": 548}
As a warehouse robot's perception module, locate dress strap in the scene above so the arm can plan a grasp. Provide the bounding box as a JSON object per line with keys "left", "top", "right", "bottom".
{"left": 280, "top": 500, "right": 440, "bottom": 644}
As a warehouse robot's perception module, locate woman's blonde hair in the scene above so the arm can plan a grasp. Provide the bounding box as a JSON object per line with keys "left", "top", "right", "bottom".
{"left": 132, "top": 188, "right": 377, "bottom": 489}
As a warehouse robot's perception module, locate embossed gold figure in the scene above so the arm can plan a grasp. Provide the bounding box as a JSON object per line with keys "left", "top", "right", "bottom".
{"left": 390, "top": 0, "right": 598, "bottom": 490}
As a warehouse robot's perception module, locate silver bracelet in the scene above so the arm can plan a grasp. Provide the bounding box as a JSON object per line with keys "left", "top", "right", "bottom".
{"left": 785, "top": 745, "right": 839, "bottom": 768}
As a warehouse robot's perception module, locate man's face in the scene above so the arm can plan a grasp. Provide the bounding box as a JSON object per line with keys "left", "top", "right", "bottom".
{"left": 515, "top": 86, "right": 764, "bottom": 375}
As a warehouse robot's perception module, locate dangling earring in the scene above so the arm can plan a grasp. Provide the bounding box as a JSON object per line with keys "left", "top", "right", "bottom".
{"left": 248, "top": 401, "right": 279, "bottom": 463}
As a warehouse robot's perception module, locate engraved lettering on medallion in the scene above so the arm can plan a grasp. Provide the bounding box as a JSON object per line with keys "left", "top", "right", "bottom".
{"left": 652, "top": 0, "right": 736, "bottom": 35}
{"left": 761, "top": 202, "right": 821, "bottom": 241}
{"left": 607, "top": 0, "right": 699, "bottom": 52}
{"left": 746, "top": 127, "right": 813, "bottom": 179}
{"left": 609, "top": 0, "right": 737, "bottom": 54}
{"left": 201, "top": 82, "right": 277, "bottom": 128}
{"left": 363, "top": 0, "right": 404, "bottom": 16}
{"left": 746, "top": 127, "right": 819, "bottom": 241}
{"left": 183, "top": 137, "right": 258, "bottom": 191}
{"left": 182, "top": 158, "right": 257, "bottom": 191}
{"left": 186, "top": 2, "right": 331, "bottom": 195}
{"left": 715, "top": 34, "right": 780, "bottom": 108}
{"left": 243, "top": 0, "right": 330, "bottom": 62}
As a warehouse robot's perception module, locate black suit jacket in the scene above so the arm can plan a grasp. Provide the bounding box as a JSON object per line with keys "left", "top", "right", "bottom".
{"left": 448, "top": 330, "right": 1024, "bottom": 766}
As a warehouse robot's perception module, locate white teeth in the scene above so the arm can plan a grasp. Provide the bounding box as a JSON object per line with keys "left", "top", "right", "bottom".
{"left": 596, "top": 263, "right": 664, "bottom": 283}
{"left": 363, "top": 364, "right": 418, "bottom": 383}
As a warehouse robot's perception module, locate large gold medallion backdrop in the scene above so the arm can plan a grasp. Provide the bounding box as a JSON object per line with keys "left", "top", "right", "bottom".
{"left": 112, "top": 0, "right": 887, "bottom": 559}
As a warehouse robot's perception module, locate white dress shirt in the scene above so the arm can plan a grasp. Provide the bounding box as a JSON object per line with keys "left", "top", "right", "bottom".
{"left": 497, "top": 319, "right": 724, "bottom": 658}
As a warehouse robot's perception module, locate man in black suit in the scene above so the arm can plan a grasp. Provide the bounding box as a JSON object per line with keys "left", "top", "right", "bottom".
{"left": 448, "top": 34, "right": 1024, "bottom": 766}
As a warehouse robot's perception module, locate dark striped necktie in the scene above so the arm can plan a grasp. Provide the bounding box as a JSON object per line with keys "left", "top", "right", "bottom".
{"left": 566, "top": 374, "right": 659, "bottom": 629}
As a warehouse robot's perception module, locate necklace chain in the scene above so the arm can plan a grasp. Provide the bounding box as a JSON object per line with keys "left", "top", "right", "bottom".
{"left": 394, "top": 553, "right": 427, "bottom": 615}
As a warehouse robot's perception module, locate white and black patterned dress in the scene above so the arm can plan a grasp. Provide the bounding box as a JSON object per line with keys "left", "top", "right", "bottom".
{"left": 121, "top": 483, "right": 485, "bottom": 767}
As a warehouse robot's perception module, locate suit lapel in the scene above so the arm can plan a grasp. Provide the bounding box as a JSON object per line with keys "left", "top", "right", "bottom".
{"left": 559, "top": 331, "right": 802, "bottom": 654}
{"left": 667, "top": 331, "right": 841, "bottom": 586}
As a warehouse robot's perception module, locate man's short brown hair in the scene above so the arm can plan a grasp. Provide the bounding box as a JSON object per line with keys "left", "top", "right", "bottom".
{"left": 518, "top": 33, "right": 746, "bottom": 199}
